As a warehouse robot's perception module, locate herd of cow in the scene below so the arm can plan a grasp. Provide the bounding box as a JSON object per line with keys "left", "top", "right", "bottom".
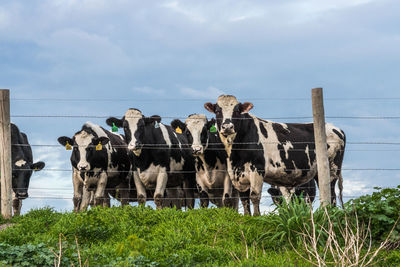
{"left": 5, "top": 95, "right": 346, "bottom": 216}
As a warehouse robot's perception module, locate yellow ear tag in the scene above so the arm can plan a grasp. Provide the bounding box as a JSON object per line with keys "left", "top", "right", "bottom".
{"left": 175, "top": 126, "right": 182, "bottom": 134}
{"left": 65, "top": 142, "right": 72, "bottom": 150}
{"left": 96, "top": 142, "right": 103, "bottom": 151}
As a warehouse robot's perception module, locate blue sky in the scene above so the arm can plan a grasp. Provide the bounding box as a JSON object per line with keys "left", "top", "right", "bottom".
{"left": 1, "top": 0, "right": 399, "bottom": 214}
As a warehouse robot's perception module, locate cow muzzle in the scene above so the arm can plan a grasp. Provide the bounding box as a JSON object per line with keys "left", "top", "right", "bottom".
{"left": 16, "top": 191, "right": 28, "bottom": 200}
{"left": 77, "top": 163, "right": 90, "bottom": 172}
{"left": 128, "top": 142, "right": 143, "bottom": 156}
{"left": 191, "top": 145, "right": 204, "bottom": 156}
{"left": 220, "top": 123, "right": 235, "bottom": 137}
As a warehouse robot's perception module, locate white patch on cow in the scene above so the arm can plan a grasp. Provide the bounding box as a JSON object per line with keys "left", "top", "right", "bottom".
{"left": 170, "top": 158, "right": 184, "bottom": 171}
{"left": 251, "top": 115, "right": 287, "bottom": 177}
{"left": 15, "top": 159, "right": 26, "bottom": 167}
{"left": 74, "top": 130, "right": 94, "bottom": 170}
{"left": 217, "top": 95, "right": 239, "bottom": 123}
{"left": 173, "top": 132, "right": 182, "bottom": 149}
{"left": 137, "top": 163, "right": 161, "bottom": 188}
{"left": 196, "top": 157, "right": 226, "bottom": 190}
{"left": 325, "top": 123, "right": 345, "bottom": 158}
{"left": 159, "top": 124, "right": 171, "bottom": 147}
{"left": 186, "top": 114, "right": 207, "bottom": 152}
{"left": 282, "top": 141, "right": 293, "bottom": 159}
{"left": 124, "top": 109, "right": 142, "bottom": 149}
{"left": 305, "top": 145, "right": 311, "bottom": 167}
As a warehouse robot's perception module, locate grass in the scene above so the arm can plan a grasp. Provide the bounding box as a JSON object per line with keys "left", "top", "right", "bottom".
{"left": 0, "top": 190, "right": 399, "bottom": 266}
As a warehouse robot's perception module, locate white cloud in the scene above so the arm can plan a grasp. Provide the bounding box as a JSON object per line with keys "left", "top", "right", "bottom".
{"left": 180, "top": 86, "right": 225, "bottom": 99}
{"left": 132, "top": 86, "right": 166, "bottom": 96}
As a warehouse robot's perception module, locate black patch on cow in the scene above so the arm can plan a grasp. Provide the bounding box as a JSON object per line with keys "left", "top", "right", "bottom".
{"left": 259, "top": 122, "right": 268, "bottom": 139}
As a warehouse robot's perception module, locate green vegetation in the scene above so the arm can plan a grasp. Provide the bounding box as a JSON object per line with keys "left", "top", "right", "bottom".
{"left": 0, "top": 186, "right": 399, "bottom": 266}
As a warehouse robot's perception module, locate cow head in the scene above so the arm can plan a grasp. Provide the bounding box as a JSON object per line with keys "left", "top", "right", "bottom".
{"left": 171, "top": 114, "right": 215, "bottom": 156}
{"left": 106, "top": 109, "right": 161, "bottom": 157}
{"left": 12, "top": 159, "right": 45, "bottom": 199}
{"left": 204, "top": 95, "right": 253, "bottom": 144}
{"left": 58, "top": 130, "right": 109, "bottom": 174}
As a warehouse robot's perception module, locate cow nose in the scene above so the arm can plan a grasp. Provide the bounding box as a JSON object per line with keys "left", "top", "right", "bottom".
{"left": 221, "top": 123, "right": 234, "bottom": 133}
{"left": 78, "top": 164, "right": 88, "bottom": 171}
{"left": 17, "top": 192, "right": 28, "bottom": 199}
{"left": 191, "top": 146, "right": 203, "bottom": 155}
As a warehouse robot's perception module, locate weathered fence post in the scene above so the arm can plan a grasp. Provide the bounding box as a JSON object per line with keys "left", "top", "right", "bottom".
{"left": 311, "top": 88, "right": 331, "bottom": 207}
{"left": 0, "top": 89, "right": 12, "bottom": 218}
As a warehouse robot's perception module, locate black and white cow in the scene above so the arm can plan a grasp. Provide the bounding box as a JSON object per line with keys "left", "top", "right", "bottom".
{"left": 171, "top": 114, "right": 239, "bottom": 210}
{"left": 205, "top": 95, "right": 346, "bottom": 216}
{"left": 58, "top": 122, "right": 132, "bottom": 211}
{"left": 268, "top": 178, "right": 317, "bottom": 206}
{"left": 106, "top": 109, "right": 196, "bottom": 210}
{"left": 8, "top": 123, "right": 45, "bottom": 215}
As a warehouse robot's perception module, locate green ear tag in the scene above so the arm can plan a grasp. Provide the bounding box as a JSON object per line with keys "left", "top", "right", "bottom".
{"left": 154, "top": 121, "right": 160, "bottom": 128}
{"left": 112, "top": 123, "right": 118, "bottom": 132}
{"left": 65, "top": 141, "right": 72, "bottom": 150}
{"left": 96, "top": 142, "right": 103, "bottom": 151}
{"left": 210, "top": 124, "right": 217, "bottom": 133}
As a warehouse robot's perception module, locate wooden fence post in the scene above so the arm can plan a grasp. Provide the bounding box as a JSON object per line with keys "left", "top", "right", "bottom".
{"left": 0, "top": 89, "right": 12, "bottom": 219}
{"left": 311, "top": 88, "right": 331, "bottom": 207}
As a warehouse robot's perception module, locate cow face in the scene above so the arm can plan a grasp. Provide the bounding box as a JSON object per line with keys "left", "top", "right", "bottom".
{"left": 204, "top": 95, "right": 253, "bottom": 138}
{"left": 58, "top": 133, "right": 109, "bottom": 173}
{"left": 172, "top": 114, "right": 215, "bottom": 156}
{"left": 106, "top": 109, "right": 160, "bottom": 157}
{"left": 12, "top": 159, "right": 45, "bottom": 199}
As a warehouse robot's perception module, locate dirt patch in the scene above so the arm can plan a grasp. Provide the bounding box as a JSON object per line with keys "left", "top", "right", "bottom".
{"left": 0, "top": 223, "right": 14, "bottom": 231}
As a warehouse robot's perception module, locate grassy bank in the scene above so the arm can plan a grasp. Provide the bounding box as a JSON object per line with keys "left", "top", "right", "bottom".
{"left": 1, "top": 187, "right": 400, "bottom": 266}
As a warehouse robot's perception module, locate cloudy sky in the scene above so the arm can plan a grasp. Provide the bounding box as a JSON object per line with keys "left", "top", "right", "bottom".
{"left": 1, "top": 0, "right": 399, "bottom": 214}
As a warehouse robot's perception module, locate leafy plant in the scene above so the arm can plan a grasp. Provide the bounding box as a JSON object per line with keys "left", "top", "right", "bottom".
{"left": 346, "top": 186, "right": 400, "bottom": 243}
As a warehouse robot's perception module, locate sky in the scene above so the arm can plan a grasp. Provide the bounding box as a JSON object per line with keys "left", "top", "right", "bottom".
{"left": 0, "top": 0, "right": 399, "bottom": 214}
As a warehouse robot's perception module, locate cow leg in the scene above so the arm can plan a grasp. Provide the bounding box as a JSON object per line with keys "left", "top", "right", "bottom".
{"left": 249, "top": 173, "right": 263, "bottom": 216}
{"left": 94, "top": 172, "right": 108, "bottom": 206}
{"left": 183, "top": 174, "right": 196, "bottom": 209}
{"left": 12, "top": 192, "right": 22, "bottom": 216}
{"left": 222, "top": 173, "right": 233, "bottom": 207}
{"left": 279, "top": 186, "right": 293, "bottom": 204}
{"left": 102, "top": 191, "right": 111, "bottom": 208}
{"left": 231, "top": 188, "right": 239, "bottom": 211}
{"left": 133, "top": 171, "right": 147, "bottom": 205}
{"left": 79, "top": 187, "right": 92, "bottom": 211}
{"left": 154, "top": 168, "right": 168, "bottom": 209}
{"left": 200, "top": 191, "right": 209, "bottom": 208}
{"left": 330, "top": 178, "right": 338, "bottom": 207}
{"left": 72, "top": 169, "right": 83, "bottom": 212}
{"left": 239, "top": 189, "right": 251, "bottom": 215}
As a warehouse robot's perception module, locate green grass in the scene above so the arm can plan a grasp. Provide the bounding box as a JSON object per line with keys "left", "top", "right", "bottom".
{"left": 0, "top": 187, "right": 399, "bottom": 266}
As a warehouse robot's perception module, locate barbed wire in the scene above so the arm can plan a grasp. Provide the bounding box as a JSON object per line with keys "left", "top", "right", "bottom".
{"left": 14, "top": 168, "right": 400, "bottom": 172}
{"left": 10, "top": 114, "right": 400, "bottom": 120}
{"left": 10, "top": 97, "right": 400, "bottom": 102}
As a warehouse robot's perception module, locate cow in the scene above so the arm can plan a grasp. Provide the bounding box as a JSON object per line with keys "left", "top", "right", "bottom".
{"left": 6, "top": 123, "right": 45, "bottom": 216}
{"left": 171, "top": 114, "right": 240, "bottom": 210}
{"left": 106, "top": 109, "right": 196, "bottom": 210}
{"left": 57, "top": 122, "right": 132, "bottom": 211}
{"left": 267, "top": 178, "right": 317, "bottom": 206}
{"left": 204, "top": 95, "right": 346, "bottom": 216}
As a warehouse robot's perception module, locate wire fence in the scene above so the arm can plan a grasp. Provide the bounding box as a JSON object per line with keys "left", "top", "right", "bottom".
{"left": 6, "top": 96, "right": 400, "bottom": 214}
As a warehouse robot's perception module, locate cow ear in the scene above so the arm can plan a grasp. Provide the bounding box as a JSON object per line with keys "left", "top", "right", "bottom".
{"left": 204, "top": 103, "right": 216, "bottom": 113}
{"left": 95, "top": 137, "right": 109, "bottom": 145}
{"left": 31, "top": 161, "right": 45, "bottom": 172}
{"left": 57, "top": 136, "right": 73, "bottom": 147}
{"left": 106, "top": 117, "right": 124, "bottom": 128}
{"left": 239, "top": 102, "right": 253, "bottom": 113}
{"left": 171, "top": 119, "right": 186, "bottom": 132}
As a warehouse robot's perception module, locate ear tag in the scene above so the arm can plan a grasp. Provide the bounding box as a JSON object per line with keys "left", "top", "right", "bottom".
{"left": 112, "top": 123, "right": 118, "bottom": 132}
{"left": 96, "top": 142, "right": 103, "bottom": 151}
{"left": 175, "top": 126, "right": 182, "bottom": 134}
{"left": 154, "top": 121, "right": 160, "bottom": 128}
{"left": 210, "top": 124, "right": 217, "bottom": 133}
{"left": 34, "top": 167, "right": 38, "bottom": 171}
{"left": 65, "top": 142, "right": 72, "bottom": 150}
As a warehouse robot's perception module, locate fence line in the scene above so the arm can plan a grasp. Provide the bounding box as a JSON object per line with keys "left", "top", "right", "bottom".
{"left": 10, "top": 115, "right": 400, "bottom": 120}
